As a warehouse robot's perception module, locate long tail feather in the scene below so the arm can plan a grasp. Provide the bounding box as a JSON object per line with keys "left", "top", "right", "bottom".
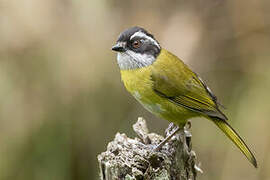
{"left": 211, "top": 118, "right": 257, "bottom": 168}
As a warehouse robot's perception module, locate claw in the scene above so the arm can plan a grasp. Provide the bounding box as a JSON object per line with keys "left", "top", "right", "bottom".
{"left": 154, "top": 126, "right": 180, "bottom": 151}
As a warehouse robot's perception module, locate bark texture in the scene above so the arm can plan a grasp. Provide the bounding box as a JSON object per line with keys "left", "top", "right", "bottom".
{"left": 98, "top": 117, "right": 202, "bottom": 180}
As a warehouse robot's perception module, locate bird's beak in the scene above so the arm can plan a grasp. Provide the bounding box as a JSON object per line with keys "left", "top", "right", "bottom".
{"left": 112, "top": 42, "right": 126, "bottom": 52}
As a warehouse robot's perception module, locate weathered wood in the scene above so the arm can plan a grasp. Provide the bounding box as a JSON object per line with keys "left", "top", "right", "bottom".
{"left": 98, "top": 117, "right": 202, "bottom": 180}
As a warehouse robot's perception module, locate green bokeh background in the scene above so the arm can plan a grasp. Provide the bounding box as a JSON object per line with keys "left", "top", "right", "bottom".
{"left": 0, "top": 0, "right": 269, "bottom": 179}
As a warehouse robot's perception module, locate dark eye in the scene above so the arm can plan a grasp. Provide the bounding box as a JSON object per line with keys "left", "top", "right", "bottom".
{"left": 132, "top": 40, "right": 142, "bottom": 49}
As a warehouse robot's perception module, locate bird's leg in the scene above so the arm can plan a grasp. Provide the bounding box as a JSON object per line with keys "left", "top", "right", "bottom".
{"left": 154, "top": 125, "right": 180, "bottom": 151}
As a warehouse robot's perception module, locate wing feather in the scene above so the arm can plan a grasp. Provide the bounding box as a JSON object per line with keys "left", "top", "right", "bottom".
{"left": 151, "top": 50, "right": 227, "bottom": 120}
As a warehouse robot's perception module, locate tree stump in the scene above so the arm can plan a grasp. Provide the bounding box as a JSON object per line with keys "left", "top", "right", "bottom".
{"left": 98, "top": 117, "right": 202, "bottom": 180}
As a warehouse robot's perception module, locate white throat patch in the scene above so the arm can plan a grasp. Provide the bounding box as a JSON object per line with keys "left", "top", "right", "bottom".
{"left": 117, "top": 50, "right": 155, "bottom": 70}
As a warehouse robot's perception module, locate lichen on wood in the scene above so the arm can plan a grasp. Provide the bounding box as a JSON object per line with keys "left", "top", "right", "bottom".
{"left": 98, "top": 117, "right": 202, "bottom": 180}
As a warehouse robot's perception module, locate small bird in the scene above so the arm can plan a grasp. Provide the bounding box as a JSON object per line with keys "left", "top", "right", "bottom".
{"left": 112, "top": 26, "right": 257, "bottom": 168}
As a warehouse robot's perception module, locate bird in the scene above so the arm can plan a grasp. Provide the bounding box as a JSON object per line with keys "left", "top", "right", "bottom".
{"left": 111, "top": 26, "right": 257, "bottom": 168}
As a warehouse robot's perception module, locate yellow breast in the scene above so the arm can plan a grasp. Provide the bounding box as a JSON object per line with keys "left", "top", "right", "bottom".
{"left": 120, "top": 66, "right": 159, "bottom": 108}
{"left": 121, "top": 67, "right": 152, "bottom": 97}
{"left": 120, "top": 59, "right": 195, "bottom": 126}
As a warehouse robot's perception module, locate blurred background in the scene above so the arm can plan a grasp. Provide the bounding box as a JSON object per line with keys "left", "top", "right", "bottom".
{"left": 0, "top": 0, "right": 269, "bottom": 179}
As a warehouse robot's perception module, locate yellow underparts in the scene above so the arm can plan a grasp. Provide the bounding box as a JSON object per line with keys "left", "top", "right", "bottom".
{"left": 120, "top": 55, "right": 198, "bottom": 127}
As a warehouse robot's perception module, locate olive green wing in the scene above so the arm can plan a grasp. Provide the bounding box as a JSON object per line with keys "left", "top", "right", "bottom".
{"left": 151, "top": 50, "right": 257, "bottom": 168}
{"left": 151, "top": 57, "right": 227, "bottom": 120}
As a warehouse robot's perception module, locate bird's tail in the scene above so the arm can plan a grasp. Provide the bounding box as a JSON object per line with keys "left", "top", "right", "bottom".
{"left": 211, "top": 118, "right": 257, "bottom": 168}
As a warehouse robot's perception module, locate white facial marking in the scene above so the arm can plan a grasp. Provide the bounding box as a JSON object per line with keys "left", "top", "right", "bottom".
{"left": 115, "top": 41, "right": 126, "bottom": 48}
{"left": 130, "top": 31, "right": 160, "bottom": 49}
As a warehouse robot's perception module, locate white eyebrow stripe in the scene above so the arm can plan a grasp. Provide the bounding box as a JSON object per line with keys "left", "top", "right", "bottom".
{"left": 130, "top": 31, "right": 160, "bottom": 49}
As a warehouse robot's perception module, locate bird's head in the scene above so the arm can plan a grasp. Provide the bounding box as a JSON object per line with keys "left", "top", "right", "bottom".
{"left": 112, "top": 27, "right": 161, "bottom": 70}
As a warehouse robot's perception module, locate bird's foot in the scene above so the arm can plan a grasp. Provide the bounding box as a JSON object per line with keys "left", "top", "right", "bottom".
{"left": 154, "top": 125, "right": 180, "bottom": 151}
